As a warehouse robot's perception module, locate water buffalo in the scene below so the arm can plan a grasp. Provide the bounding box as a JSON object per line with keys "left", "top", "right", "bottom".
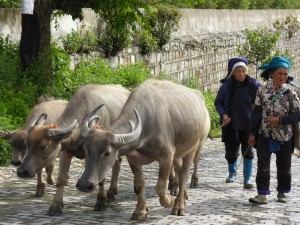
{"left": 0, "top": 99, "right": 68, "bottom": 196}
{"left": 76, "top": 79, "right": 211, "bottom": 220}
{"left": 16, "top": 84, "right": 130, "bottom": 216}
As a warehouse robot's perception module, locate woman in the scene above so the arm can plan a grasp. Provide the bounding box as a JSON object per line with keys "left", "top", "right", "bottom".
{"left": 248, "top": 56, "right": 300, "bottom": 204}
{"left": 214, "top": 57, "right": 261, "bottom": 189}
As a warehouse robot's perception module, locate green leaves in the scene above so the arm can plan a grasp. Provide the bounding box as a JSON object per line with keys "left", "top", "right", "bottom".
{"left": 60, "top": 25, "right": 99, "bottom": 54}
{"left": 237, "top": 28, "right": 281, "bottom": 77}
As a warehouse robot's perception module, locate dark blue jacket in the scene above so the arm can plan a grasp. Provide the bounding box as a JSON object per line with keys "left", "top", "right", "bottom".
{"left": 214, "top": 75, "right": 261, "bottom": 126}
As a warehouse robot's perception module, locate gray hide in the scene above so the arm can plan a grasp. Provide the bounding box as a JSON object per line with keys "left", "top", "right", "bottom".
{"left": 76, "top": 79, "right": 211, "bottom": 220}
{"left": 17, "top": 84, "right": 130, "bottom": 216}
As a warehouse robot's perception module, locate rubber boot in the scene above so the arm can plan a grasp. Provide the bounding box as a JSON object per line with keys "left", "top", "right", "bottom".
{"left": 226, "top": 161, "right": 237, "bottom": 183}
{"left": 243, "top": 158, "right": 254, "bottom": 189}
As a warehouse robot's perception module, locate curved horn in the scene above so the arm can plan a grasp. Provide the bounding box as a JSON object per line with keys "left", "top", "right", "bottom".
{"left": 30, "top": 113, "right": 48, "bottom": 128}
{"left": 81, "top": 104, "right": 105, "bottom": 138}
{"left": 47, "top": 119, "right": 78, "bottom": 138}
{"left": 113, "top": 108, "right": 142, "bottom": 145}
{"left": 0, "top": 130, "right": 11, "bottom": 140}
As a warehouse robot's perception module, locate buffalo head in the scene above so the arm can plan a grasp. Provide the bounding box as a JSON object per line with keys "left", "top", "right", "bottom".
{"left": 76, "top": 105, "right": 141, "bottom": 192}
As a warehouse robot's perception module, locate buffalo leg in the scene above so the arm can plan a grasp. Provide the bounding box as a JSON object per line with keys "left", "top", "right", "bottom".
{"left": 47, "top": 151, "right": 73, "bottom": 216}
{"left": 94, "top": 177, "right": 108, "bottom": 211}
{"left": 171, "top": 150, "right": 195, "bottom": 216}
{"left": 157, "top": 153, "right": 175, "bottom": 208}
{"left": 45, "top": 159, "right": 55, "bottom": 185}
{"left": 128, "top": 157, "right": 148, "bottom": 221}
{"left": 190, "top": 144, "right": 202, "bottom": 188}
{"left": 35, "top": 169, "right": 45, "bottom": 197}
{"left": 107, "top": 156, "right": 122, "bottom": 201}
{"left": 168, "top": 164, "right": 178, "bottom": 196}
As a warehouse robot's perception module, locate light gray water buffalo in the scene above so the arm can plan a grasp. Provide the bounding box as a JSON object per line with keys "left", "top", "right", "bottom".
{"left": 16, "top": 84, "right": 130, "bottom": 216}
{"left": 0, "top": 99, "right": 68, "bottom": 196}
{"left": 76, "top": 79, "right": 211, "bottom": 220}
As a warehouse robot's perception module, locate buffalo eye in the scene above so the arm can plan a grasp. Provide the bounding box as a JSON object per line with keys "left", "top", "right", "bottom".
{"left": 103, "top": 151, "right": 110, "bottom": 157}
{"left": 40, "top": 144, "right": 48, "bottom": 150}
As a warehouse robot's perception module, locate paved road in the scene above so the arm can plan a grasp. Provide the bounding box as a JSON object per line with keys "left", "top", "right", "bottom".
{"left": 0, "top": 138, "right": 300, "bottom": 225}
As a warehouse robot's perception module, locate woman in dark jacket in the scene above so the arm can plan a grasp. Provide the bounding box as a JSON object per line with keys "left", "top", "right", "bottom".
{"left": 214, "top": 57, "right": 261, "bottom": 189}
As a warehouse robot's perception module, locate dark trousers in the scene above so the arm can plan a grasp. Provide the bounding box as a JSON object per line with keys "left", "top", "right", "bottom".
{"left": 255, "top": 134, "right": 292, "bottom": 195}
{"left": 222, "top": 127, "right": 254, "bottom": 164}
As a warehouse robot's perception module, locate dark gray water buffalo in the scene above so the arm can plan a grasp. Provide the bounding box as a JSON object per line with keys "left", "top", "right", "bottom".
{"left": 76, "top": 79, "right": 211, "bottom": 220}
{"left": 16, "top": 84, "right": 130, "bottom": 216}
{"left": 0, "top": 99, "right": 68, "bottom": 196}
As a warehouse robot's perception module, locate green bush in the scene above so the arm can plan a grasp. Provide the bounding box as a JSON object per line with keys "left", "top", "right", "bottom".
{"left": 273, "top": 15, "right": 300, "bottom": 39}
{"left": 135, "top": 29, "right": 158, "bottom": 55}
{"left": 60, "top": 25, "right": 99, "bottom": 54}
{"left": 113, "top": 62, "right": 153, "bottom": 89}
{"left": 46, "top": 43, "right": 72, "bottom": 99}
{"left": 0, "top": 36, "right": 21, "bottom": 86}
{"left": 147, "top": 5, "right": 181, "bottom": 48}
{"left": 99, "top": 25, "right": 131, "bottom": 58}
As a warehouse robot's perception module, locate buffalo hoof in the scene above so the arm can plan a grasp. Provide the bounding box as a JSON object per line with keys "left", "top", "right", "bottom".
{"left": 159, "top": 194, "right": 175, "bottom": 208}
{"left": 47, "top": 203, "right": 63, "bottom": 216}
{"left": 189, "top": 175, "right": 198, "bottom": 188}
{"left": 46, "top": 176, "right": 55, "bottom": 185}
{"left": 107, "top": 190, "right": 116, "bottom": 202}
{"left": 131, "top": 209, "right": 148, "bottom": 221}
{"left": 35, "top": 183, "right": 45, "bottom": 197}
{"left": 94, "top": 201, "right": 108, "bottom": 211}
{"left": 171, "top": 207, "right": 186, "bottom": 216}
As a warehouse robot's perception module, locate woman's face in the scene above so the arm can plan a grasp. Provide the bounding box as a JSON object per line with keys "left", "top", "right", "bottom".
{"left": 232, "top": 66, "right": 247, "bottom": 81}
{"left": 271, "top": 67, "right": 289, "bottom": 89}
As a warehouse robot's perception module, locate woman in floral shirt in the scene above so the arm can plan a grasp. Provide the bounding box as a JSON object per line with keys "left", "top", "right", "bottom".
{"left": 248, "top": 56, "right": 300, "bottom": 204}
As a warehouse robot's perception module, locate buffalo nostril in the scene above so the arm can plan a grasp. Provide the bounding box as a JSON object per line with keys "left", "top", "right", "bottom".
{"left": 11, "top": 160, "right": 22, "bottom": 167}
{"left": 76, "top": 180, "right": 95, "bottom": 192}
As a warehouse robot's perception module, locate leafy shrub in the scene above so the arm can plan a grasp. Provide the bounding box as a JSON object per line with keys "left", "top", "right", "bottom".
{"left": 273, "top": 15, "right": 300, "bottom": 39}
{"left": 60, "top": 25, "right": 99, "bottom": 54}
{"left": 147, "top": 5, "right": 181, "bottom": 48}
{"left": 237, "top": 28, "right": 281, "bottom": 78}
{"left": 46, "top": 43, "right": 72, "bottom": 99}
{"left": 135, "top": 29, "right": 158, "bottom": 55}
{"left": 113, "top": 62, "right": 153, "bottom": 89}
{"left": 0, "top": 36, "right": 21, "bottom": 86}
{"left": 99, "top": 24, "right": 131, "bottom": 58}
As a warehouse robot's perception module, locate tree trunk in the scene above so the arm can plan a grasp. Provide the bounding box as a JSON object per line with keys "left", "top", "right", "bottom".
{"left": 20, "top": 0, "right": 54, "bottom": 96}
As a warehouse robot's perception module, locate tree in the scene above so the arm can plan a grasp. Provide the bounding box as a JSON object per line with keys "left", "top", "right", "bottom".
{"left": 237, "top": 27, "right": 291, "bottom": 78}
{"left": 20, "top": 0, "right": 147, "bottom": 96}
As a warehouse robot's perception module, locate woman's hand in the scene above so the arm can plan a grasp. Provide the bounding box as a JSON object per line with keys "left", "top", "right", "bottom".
{"left": 222, "top": 114, "right": 231, "bottom": 127}
{"left": 248, "top": 134, "right": 256, "bottom": 147}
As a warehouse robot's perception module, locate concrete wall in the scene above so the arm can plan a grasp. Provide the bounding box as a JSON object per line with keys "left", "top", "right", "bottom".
{"left": 1, "top": 8, "right": 300, "bottom": 92}
{"left": 173, "top": 9, "right": 300, "bottom": 36}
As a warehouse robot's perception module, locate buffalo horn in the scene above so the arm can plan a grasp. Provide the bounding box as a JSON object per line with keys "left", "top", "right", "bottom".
{"left": 81, "top": 104, "right": 105, "bottom": 138}
{"left": 0, "top": 130, "right": 11, "bottom": 139}
{"left": 113, "top": 108, "right": 142, "bottom": 145}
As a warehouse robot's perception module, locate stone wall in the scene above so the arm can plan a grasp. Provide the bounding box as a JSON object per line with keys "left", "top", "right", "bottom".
{"left": 99, "top": 31, "right": 300, "bottom": 92}
{"left": 1, "top": 8, "right": 300, "bottom": 92}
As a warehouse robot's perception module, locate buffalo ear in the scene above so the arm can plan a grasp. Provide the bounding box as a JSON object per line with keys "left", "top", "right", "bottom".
{"left": 0, "top": 130, "right": 11, "bottom": 140}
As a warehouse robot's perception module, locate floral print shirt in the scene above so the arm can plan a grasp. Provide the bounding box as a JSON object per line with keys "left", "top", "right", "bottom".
{"left": 255, "top": 81, "right": 300, "bottom": 141}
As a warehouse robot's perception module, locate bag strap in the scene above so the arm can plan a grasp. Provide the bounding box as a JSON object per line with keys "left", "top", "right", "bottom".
{"left": 270, "top": 88, "right": 289, "bottom": 105}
